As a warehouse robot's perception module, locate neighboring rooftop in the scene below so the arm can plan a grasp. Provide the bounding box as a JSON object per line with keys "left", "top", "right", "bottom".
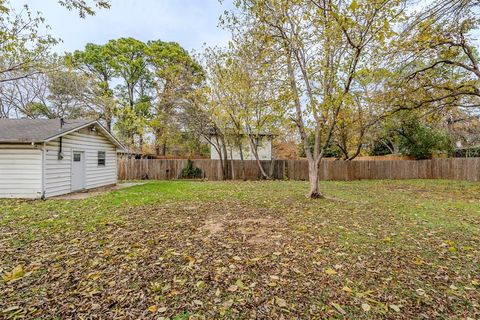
{"left": 208, "top": 127, "right": 274, "bottom": 136}
{"left": 0, "top": 118, "right": 94, "bottom": 143}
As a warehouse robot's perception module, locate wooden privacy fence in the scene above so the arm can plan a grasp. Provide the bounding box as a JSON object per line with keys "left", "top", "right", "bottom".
{"left": 117, "top": 158, "right": 480, "bottom": 182}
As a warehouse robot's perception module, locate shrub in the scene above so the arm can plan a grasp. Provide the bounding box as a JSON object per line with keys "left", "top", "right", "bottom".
{"left": 395, "top": 118, "right": 452, "bottom": 160}
{"left": 373, "top": 112, "right": 453, "bottom": 160}
{"left": 368, "top": 140, "right": 394, "bottom": 156}
{"left": 180, "top": 159, "right": 202, "bottom": 179}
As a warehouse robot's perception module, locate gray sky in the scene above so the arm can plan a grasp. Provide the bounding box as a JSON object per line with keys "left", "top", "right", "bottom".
{"left": 15, "top": 0, "right": 233, "bottom": 54}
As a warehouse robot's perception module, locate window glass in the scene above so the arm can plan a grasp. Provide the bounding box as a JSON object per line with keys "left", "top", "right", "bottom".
{"left": 73, "top": 153, "right": 81, "bottom": 162}
{"left": 98, "top": 151, "right": 106, "bottom": 166}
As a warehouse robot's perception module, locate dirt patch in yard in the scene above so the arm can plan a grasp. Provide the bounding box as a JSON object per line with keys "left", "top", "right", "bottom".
{"left": 201, "top": 214, "right": 286, "bottom": 247}
{"left": 201, "top": 220, "right": 225, "bottom": 235}
{"left": 234, "top": 218, "right": 284, "bottom": 245}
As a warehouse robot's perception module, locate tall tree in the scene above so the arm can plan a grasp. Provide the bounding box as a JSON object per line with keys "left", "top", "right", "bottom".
{"left": 106, "top": 38, "right": 150, "bottom": 146}
{"left": 146, "top": 40, "right": 204, "bottom": 156}
{"left": 0, "top": 0, "right": 110, "bottom": 118}
{"left": 333, "top": 67, "right": 392, "bottom": 160}
{"left": 203, "top": 46, "right": 252, "bottom": 180}
{"left": 396, "top": 1, "right": 480, "bottom": 112}
{"left": 43, "top": 68, "right": 93, "bottom": 119}
{"left": 0, "top": 73, "right": 47, "bottom": 118}
{"left": 58, "top": 0, "right": 110, "bottom": 18}
{"left": 204, "top": 36, "right": 286, "bottom": 179}
{"left": 182, "top": 86, "right": 231, "bottom": 178}
{"left": 0, "top": 2, "right": 57, "bottom": 87}
{"left": 225, "top": 0, "right": 406, "bottom": 197}
{"left": 67, "top": 43, "right": 117, "bottom": 131}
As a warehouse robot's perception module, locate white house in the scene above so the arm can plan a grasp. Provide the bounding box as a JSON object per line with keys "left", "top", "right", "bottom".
{"left": 209, "top": 133, "right": 273, "bottom": 160}
{"left": 0, "top": 119, "right": 124, "bottom": 199}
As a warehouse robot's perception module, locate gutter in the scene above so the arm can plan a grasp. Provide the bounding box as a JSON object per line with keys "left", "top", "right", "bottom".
{"left": 0, "top": 141, "right": 42, "bottom": 147}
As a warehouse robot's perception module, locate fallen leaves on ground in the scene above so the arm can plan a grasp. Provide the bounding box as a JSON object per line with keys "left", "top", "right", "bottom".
{"left": 0, "top": 180, "right": 479, "bottom": 319}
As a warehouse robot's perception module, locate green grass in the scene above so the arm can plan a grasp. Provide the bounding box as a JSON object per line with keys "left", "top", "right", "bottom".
{"left": 0, "top": 180, "right": 479, "bottom": 319}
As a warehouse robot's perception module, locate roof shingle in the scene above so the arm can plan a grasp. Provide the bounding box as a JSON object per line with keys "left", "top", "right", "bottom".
{"left": 0, "top": 119, "right": 94, "bottom": 143}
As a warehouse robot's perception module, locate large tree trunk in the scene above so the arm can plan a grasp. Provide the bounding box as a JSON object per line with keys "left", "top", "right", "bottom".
{"left": 218, "top": 152, "right": 225, "bottom": 180}
{"left": 229, "top": 148, "right": 235, "bottom": 180}
{"left": 308, "top": 160, "right": 323, "bottom": 198}
{"left": 104, "top": 84, "right": 113, "bottom": 133}
{"left": 154, "top": 127, "right": 167, "bottom": 157}
{"left": 105, "top": 117, "right": 112, "bottom": 133}
{"left": 155, "top": 143, "right": 167, "bottom": 157}
{"left": 208, "top": 133, "right": 226, "bottom": 180}
{"left": 238, "top": 141, "right": 246, "bottom": 181}
{"left": 220, "top": 135, "right": 229, "bottom": 180}
{"left": 161, "top": 143, "right": 167, "bottom": 156}
{"left": 286, "top": 50, "right": 324, "bottom": 199}
{"left": 247, "top": 133, "right": 270, "bottom": 179}
{"left": 268, "top": 155, "right": 276, "bottom": 179}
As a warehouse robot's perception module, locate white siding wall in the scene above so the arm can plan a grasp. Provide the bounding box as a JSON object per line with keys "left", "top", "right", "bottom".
{"left": 44, "top": 127, "right": 117, "bottom": 197}
{"left": 0, "top": 145, "right": 42, "bottom": 198}
{"left": 210, "top": 137, "right": 272, "bottom": 160}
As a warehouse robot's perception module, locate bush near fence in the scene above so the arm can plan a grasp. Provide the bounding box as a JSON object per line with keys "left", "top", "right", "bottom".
{"left": 118, "top": 158, "right": 480, "bottom": 182}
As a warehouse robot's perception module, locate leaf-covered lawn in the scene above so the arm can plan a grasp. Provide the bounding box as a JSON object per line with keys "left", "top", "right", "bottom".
{"left": 1, "top": 180, "right": 479, "bottom": 319}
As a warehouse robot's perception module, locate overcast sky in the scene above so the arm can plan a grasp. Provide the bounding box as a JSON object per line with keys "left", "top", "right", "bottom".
{"left": 14, "top": 0, "right": 233, "bottom": 54}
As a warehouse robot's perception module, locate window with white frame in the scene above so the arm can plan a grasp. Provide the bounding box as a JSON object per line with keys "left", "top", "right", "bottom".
{"left": 98, "top": 151, "right": 106, "bottom": 166}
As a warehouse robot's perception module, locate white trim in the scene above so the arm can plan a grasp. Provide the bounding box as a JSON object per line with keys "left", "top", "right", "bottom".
{"left": 71, "top": 150, "right": 86, "bottom": 191}
{"left": 41, "top": 142, "right": 46, "bottom": 199}
{"left": 97, "top": 150, "right": 106, "bottom": 167}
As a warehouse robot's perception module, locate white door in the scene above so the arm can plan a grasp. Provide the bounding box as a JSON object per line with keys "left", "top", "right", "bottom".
{"left": 71, "top": 151, "right": 85, "bottom": 191}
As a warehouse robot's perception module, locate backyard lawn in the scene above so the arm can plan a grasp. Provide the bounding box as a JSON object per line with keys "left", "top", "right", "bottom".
{"left": 0, "top": 180, "right": 479, "bottom": 319}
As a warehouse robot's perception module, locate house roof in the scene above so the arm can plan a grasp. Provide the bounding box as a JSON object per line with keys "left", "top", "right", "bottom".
{"left": 0, "top": 118, "right": 125, "bottom": 149}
